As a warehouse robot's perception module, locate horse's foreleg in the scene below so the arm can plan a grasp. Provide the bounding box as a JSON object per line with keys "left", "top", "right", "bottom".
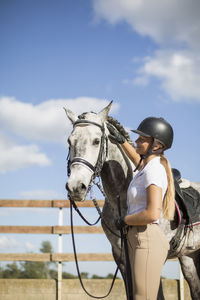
{"left": 179, "top": 253, "right": 200, "bottom": 300}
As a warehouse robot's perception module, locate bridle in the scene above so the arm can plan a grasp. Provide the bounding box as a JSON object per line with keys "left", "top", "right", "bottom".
{"left": 67, "top": 119, "right": 108, "bottom": 180}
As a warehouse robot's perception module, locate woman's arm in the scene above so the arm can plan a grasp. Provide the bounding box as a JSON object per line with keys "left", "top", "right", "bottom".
{"left": 107, "top": 123, "right": 141, "bottom": 167}
{"left": 121, "top": 141, "right": 141, "bottom": 167}
{"left": 125, "top": 184, "right": 162, "bottom": 225}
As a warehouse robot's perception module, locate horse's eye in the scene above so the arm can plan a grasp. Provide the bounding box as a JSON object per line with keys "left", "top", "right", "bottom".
{"left": 93, "top": 138, "right": 100, "bottom": 146}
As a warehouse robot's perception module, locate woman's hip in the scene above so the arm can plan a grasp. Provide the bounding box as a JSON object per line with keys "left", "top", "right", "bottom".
{"left": 127, "top": 224, "right": 169, "bottom": 251}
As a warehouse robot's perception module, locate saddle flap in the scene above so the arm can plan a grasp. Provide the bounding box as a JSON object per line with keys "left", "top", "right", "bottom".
{"left": 174, "top": 178, "right": 200, "bottom": 226}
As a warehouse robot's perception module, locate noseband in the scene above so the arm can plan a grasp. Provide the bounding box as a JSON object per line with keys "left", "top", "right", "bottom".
{"left": 67, "top": 119, "right": 108, "bottom": 180}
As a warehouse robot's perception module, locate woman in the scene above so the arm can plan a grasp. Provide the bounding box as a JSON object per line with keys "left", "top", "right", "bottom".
{"left": 108, "top": 117, "right": 175, "bottom": 300}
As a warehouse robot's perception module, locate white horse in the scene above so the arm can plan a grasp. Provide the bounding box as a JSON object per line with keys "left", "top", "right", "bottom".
{"left": 65, "top": 102, "right": 200, "bottom": 300}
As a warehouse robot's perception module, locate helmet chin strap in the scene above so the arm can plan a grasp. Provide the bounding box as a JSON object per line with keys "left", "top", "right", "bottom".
{"left": 134, "top": 139, "right": 165, "bottom": 172}
{"left": 134, "top": 156, "right": 143, "bottom": 172}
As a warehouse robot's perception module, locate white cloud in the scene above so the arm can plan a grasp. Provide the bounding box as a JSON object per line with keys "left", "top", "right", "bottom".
{"left": 0, "top": 133, "right": 51, "bottom": 173}
{"left": 93, "top": 0, "right": 200, "bottom": 102}
{"left": 0, "top": 97, "right": 119, "bottom": 143}
{"left": 0, "top": 236, "right": 20, "bottom": 249}
{"left": 25, "top": 242, "right": 36, "bottom": 251}
{"left": 131, "top": 76, "right": 149, "bottom": 87}
{"left": 139, "top": 50, "right": 200, "bottom": 101}
{"left": 93, "top": 0, "right": 200, "bottom": 46}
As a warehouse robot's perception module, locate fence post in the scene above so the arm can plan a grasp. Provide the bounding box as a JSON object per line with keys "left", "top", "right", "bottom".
{"left": 179, "top": 263, "right": 184, "bottom": 300}
{"left": 57, "top": 207, "right": 63, "bottom": 300}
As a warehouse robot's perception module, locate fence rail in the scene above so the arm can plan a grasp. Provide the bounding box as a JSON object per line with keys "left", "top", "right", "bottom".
{"left": 0, "top": 199, "right": 185, "bottom": 300}
{"left": 0, "top": 225, "right": 104, "bottom": 234}
{"left": 0, "top": 253, "right": 114, "bottom": 261}
{"left": 0, "top": 199, "right": 105, "bottom": 208}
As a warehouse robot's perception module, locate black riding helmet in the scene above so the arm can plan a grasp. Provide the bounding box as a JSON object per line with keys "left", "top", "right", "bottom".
{"left": 131, "top": 117, "right": 173, "bottom": 171}
{"left": 131, "top": 117, "right": 173, "bottom": 150}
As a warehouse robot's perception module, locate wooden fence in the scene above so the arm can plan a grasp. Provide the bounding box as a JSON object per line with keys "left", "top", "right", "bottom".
{"left": 0, "top": 199, "right": 185, "bottom": 300}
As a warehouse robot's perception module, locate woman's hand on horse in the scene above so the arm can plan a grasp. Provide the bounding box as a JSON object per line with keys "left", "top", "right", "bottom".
{"left": 107, "top": 123, "right": 126, "bottom": 144}
{"left": 115, "top": 216, "right": 128, "bottom": 230}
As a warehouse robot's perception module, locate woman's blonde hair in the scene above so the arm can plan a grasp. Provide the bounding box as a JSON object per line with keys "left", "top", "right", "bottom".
{"left": 160, "top": 154, "right": 175, "bottom": 220}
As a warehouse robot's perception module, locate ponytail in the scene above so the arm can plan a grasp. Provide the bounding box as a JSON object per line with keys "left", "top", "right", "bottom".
{"left": 160, "top": 154, "right": 175, "bottom": 220}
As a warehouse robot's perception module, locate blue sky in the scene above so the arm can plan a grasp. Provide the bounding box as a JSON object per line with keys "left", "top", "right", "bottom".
{"left": 0, "top": 0, "right": 200, "bottom": 278}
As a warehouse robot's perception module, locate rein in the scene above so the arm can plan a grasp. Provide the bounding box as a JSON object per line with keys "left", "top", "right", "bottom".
{"left": 70, "top": 200, "right": 119, "bottom": 299}
{"left": 117, "top": 196, "right": 133, "bottom": 300}
{"left": 67, "top": 119, "right": 121, "bottom": 298}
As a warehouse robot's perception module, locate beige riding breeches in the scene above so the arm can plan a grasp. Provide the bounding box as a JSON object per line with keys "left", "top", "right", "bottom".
{"left": 127, "top": 224, "right": 169, "bottom": 300}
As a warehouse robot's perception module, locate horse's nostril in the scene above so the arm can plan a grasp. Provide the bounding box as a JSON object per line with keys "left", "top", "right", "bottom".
{"left": 81, "top": 183, "right": 87, "bottom": 191}
{"left": 66, "top": 181, "right": 87, "bottom": 193}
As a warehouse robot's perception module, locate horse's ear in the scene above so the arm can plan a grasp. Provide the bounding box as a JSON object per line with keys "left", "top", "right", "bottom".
{"left": 98, "top": 101, "right": 113, "bottom": 122}
{"left": 63, "top": 107, "right": 77, "bottom": 124}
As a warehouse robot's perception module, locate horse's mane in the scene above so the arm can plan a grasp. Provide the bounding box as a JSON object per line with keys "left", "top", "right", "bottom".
{"left": 107, "top": 116, "right": 134, "bottom": 147}
{"left": 77, "top": 112, "right": 134, "bottom": 147}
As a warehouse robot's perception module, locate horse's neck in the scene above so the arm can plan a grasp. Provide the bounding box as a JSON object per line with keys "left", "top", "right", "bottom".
{"left": 101, "top": 140, "right": 134, "bottom": 213}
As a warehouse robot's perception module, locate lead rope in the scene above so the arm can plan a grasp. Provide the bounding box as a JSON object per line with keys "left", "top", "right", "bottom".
{"left": 68, "top": 181, "right": 100, "bottom": 226}
{"left": 70, "top": 200, "right": 119, "bottom": 299}
{"left": 70, "top": 198, "right": 101, "bottom": 226}
{"left": 69, "top": 178, "right": 125, "bottom": 298}
{"left": 94, "top": 179, "right": 121, "bottom": 238}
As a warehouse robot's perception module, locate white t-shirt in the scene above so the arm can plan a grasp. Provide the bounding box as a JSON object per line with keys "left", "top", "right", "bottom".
{"left": 127, "top": 156, "right": 168, "bottom": 223}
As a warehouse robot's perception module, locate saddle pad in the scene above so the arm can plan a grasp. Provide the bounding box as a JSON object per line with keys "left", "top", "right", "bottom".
{"left": 175, "top": 181, "right": 200, "bottom": 226}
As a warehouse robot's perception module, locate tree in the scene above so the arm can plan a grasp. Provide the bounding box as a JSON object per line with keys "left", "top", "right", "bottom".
{"left": 106, "top": 273, "right": 117, "bottom": 279}
{"left": 0, "top": 265, "right": 3, "bottom": 278}
{"left": 20, "top": 261, "right": 46, "bottom": 279}
{"left": 91, "top": 274, "right": 104, "bottom": 279}
{"left": 19, "top": 240, "right": 56, "bottom": 279}
{"left": 62, "top": 271, "right": 77, "bottom": 279}
{"left": 91, "top": 273, "right": 118, "bottom": 279}
{"left": 80, "top": 272, "right": 89, "bottom": 279}
{"left": 2, "top": 262, "right": 22, "bottom": 278}
{"left": 49, "top": 269, "right": 57, "bottom": 279}
{"left": 39, "top": 240, "right": 55, "bottom": 278}
{"left": 40, "top": 241, "right": 53, "bottom": 253}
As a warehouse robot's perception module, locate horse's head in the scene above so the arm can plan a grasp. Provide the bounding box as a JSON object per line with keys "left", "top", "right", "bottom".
{"left": 64, "top": 101, "right": 112, "bottom": 201}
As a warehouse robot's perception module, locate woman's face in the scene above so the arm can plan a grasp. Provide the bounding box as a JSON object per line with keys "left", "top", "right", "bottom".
{"left": 135, "top": 135, "right": 153, "bottom": 155}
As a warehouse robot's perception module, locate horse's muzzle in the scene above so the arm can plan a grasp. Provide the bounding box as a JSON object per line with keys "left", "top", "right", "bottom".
{"left": 65, "top": 181, "right": 87, "bottom": 201}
